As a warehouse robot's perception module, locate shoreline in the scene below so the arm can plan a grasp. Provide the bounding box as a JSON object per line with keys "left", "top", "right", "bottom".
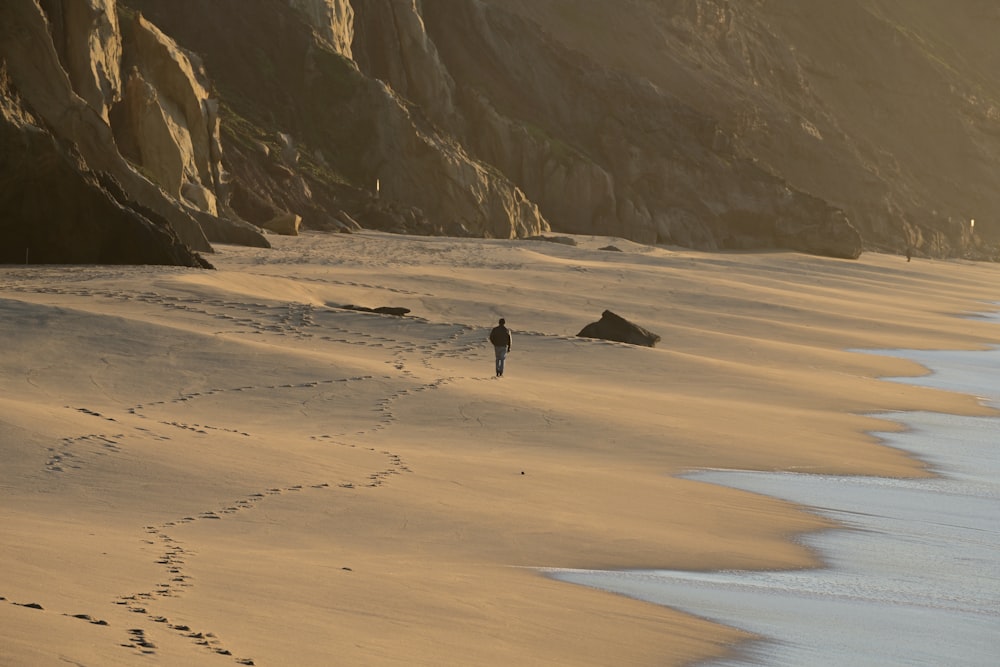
{"left": 2, "top": 232, "right": 1000, "bottom": 665}
{"left": 550, "top": 334, "right": 1000, "bottom": 665}
{"left": 540, "top": 336, "right": 999, "bottom": 664}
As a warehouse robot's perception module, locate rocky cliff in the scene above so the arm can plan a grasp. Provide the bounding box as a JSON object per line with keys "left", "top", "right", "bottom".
{"left": 2, "top": 0, "right": 997, "bottom": 265}
{"left": 127, "top": 0, "right": 547, "bottom": 241}
{"left": 0, "top": 0, "right": 267, "bottom": 266}
{"left": 499, "top": 0, "right": 1000, "bottom": 259}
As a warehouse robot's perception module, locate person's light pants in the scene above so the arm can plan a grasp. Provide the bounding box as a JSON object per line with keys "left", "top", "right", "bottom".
{"left": 494, "top": 345, "right": 508, "bottom": 376}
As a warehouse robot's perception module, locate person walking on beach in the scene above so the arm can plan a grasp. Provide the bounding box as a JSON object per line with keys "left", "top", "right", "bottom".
{"left": 489, "top": 318, "right": 512, "bottom": 377}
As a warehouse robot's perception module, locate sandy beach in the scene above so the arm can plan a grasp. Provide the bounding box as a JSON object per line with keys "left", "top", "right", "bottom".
{"left": 2, "top": 232, "right": 998, "bottom": 666}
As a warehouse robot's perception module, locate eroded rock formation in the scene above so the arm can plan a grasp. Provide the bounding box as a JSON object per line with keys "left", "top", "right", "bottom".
{"left": 290, "top": 0, "right": 355, "bottom": 59}
{"left": 131, "top": 0, "right": 547, "bottom": 240}
{"left": 0, "top": 65, "right": 209, "bottom": 266}
{"left": 116, "top": 12, "right": 219, "bottom": 214}
{"left": 0, "top": 0, "right": 268, "bottom": 265}
{"left": 40, "top": 0, "right": 123, "bottom": 124}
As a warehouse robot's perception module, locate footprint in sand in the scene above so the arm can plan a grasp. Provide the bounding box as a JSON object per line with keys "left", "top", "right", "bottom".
{"left": 74, "top": 406, "right": 118, "bottom": 423}
{"left": 14, "top": 601, "right": 44, "bottom": 610}
{"left": 67, "top": 613, "right": 109, "bottom": 625}
{"left": 116, "top": 447, "right": 412, "bottom": 663}
{"left": 45, "top": 433, "right": 124, "bottom": 474}
{"left": 125, "top": 627, "right": 156, "bottom": 653}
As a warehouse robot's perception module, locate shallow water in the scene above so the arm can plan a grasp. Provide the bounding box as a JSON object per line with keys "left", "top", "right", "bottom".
{"left": 552, "top": 320, "right": 1000, "bottom": 665}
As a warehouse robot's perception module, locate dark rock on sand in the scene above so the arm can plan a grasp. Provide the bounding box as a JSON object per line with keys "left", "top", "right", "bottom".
{"left": 578, "top": 310, "right": 660, "bottom": 347}
{"left": 342, "top": 305, "right": 411, "bottom": 317}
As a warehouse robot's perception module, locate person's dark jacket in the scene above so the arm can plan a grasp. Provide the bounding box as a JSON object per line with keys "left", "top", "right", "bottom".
{"left": 489, "top": 325, "right": 511, "bottom": 349}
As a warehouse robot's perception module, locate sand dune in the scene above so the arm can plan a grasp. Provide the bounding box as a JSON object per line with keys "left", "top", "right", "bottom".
{"left": 2, "top": 232, "right": 998, "bottom": 666}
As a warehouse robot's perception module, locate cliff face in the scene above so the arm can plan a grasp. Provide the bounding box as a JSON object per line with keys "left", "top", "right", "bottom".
{"left": 499, "top": 0, "right": 1000, "bottom": 257}
{"left": 2, "top": 0, "right": 997, "bottom": 264}
{"left": 126, "top": 0, "right": 547, "bottom": 240}
{"left": 1, "top": 63, "right": 210, "bottom": 266}
{"left": 0, "top": 0, "right": 268, "bottom": 266}
{"left": 385, "top": 1, "right": 864, "bottom": 257}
